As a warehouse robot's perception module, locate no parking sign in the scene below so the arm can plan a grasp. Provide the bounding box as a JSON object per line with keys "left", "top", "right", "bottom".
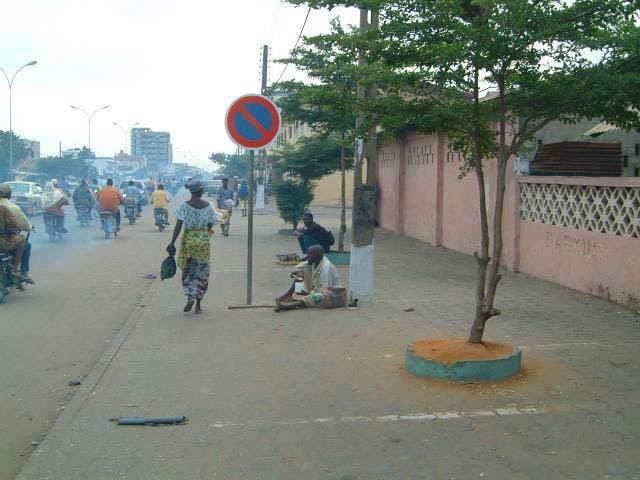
{"left": 225, "top": 94, "right": 281, "bottom": 150}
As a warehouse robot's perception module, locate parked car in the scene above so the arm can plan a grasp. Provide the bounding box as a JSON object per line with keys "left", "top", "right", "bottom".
{"left": 6, "top": 181, "right": 44, "bottom": 216}
{"left": 118, "top": 180, "right": 149, "bottom": 205}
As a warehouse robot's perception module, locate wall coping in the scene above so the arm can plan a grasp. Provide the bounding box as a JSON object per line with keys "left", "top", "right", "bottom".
{"left": 517, "top": 175, "right": 640, "bottom": 187}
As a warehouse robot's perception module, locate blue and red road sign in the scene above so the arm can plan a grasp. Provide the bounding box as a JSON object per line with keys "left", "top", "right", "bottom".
{"left": 225, "top": 94, "right": 281, "bottom": 150}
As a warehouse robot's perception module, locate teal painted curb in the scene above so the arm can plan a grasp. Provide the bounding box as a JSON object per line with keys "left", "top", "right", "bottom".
{"left": 326, "top": 251, "right": 351, "bottom": 265}
{"left": 405, "top": 344, "right": 522, "bottom": 382}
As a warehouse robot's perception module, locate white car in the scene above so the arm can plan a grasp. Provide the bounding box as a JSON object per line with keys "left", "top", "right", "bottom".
{"left": 6, "top": 181, "right": 44, "bottom": 216}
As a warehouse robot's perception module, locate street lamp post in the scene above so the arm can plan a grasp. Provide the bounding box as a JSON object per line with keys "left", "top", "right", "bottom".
{"left": 69, "top": 105, "right": 111, "bottom": 152}
{"left": 112, "top": 121, "right": 139, "bottom": 154}
{"left": 0, "top": 60, "right": 38, "bottom": 173}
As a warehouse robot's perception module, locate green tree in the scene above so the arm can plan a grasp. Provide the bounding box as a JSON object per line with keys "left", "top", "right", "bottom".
{"left": 272, "top": 133, "right": 347, "bottom": 228}
{"left": 274, "top": 179, "right": 315, "bottom": 229}
{"left": 271, "top": 19, "right": 360, "bottom": 250}
{"left": 37, "top": 147, "right": 97, "bottom": 179}
{"left": 0, "top": 130, "right": 29, "bottom": 177}
{"left": 209, "top": 152, "right": 250, "bottom": 179}
{"left": 288, "top": 0, "right": 639, "bottom": 343}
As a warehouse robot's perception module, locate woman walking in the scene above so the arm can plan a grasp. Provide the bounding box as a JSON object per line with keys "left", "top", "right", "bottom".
{"left": 167, "top": 180, "right": 221, "bottom": 314}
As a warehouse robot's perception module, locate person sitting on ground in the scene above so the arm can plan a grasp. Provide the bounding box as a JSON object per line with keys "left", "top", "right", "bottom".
{"left": 275, "top": 245, "right": 347, "bottom": 311}
{"left": 97, "top": 178, "right": 123, "bottom": 230}
{"left": 151, "top": 184, "right": 171, "bottom": 225}
{"left": 0, "top": 183, "right": 35, "bottom": 284}
{"left": 295, "top": 212, "right": 334, "bottom": 254}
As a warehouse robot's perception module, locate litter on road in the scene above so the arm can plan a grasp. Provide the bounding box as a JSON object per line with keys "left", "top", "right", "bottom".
{"left": 113, "top": 416, "right": 187, "bottom": 426}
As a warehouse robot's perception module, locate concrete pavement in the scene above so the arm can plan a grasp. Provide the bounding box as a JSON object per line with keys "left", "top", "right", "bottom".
{"left": 14, "top": 205, "right": 640, "bottom": 479}
{"left": 0, "top": 204, "right": 169, "bottom": 479}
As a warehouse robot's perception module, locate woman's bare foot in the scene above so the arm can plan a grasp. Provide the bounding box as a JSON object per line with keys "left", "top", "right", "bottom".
{"left": 184, "top": 296, "right": 195, "bottom": 312}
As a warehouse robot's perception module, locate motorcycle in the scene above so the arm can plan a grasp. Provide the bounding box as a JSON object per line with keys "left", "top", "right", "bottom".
{"left": 100, "top": 211, "right": 117, "bottom": 239}
{"left": 124, "top": 200, "right": 137, "bottom": 225}
{"left": 43, "top": 212, "right": 66, "bottom": 242}
{"left": 154, "top": 208, "right": 168, "bottom": 232}
{"left": 77, "top": 206, "right": 91, "bottom": 227}
{"left": 0, "top": 251, "right": 28, "bottom": 304}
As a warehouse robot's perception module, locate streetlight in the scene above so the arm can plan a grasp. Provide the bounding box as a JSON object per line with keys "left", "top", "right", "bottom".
{"left": 0, "top": 60, "right": 38, "bottom": 173}
{"left": 112, "top": 121, "right": 139, "bottom": 154}
{"left": 69, "top": 104, "right": 111, "bottom": 152}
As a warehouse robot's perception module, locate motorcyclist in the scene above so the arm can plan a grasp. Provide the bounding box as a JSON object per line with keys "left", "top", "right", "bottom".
{"left": 0, "top": 183, "right": 35, "bottom": 284}
{"left": 72, "top": 179, "right": 96, "bottom": 220}
{"left": 150, "top": 184, "right": 170, "bottom": 226}
{"left": 42, "top": 180, "right": 69, "bottom": 233}
{"left": 145, "top": 177, "right": 156, "bottom": 196}
{"left": 97, "top": 178, "right": 123, "bottom": 231}
{"left": 122, "top": 180, "right": 143, "bottom": 217}
{"left": 88, "top": 179, "right": 102, "bottom": 218}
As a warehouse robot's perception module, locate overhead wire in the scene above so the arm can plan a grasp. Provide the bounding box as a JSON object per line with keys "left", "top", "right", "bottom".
{"left": 273, "top": 7, "right": 312, "bottom": 85}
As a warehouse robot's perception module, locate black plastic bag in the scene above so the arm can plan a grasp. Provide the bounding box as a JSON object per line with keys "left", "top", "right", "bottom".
{"left": 161, "top": 255, "right": 177, "bottom": 280}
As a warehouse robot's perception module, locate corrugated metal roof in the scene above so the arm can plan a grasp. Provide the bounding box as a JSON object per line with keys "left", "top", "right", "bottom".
{"left": 580, "top": 121, "right": 620, "bottom": 137}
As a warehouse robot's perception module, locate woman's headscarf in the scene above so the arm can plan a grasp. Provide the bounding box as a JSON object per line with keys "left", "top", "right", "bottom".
{"left": 186, "top": 179, "right": 203, "bottom": 194}
{"left": 42, "top": 181, "right": 64, "bottom": 208}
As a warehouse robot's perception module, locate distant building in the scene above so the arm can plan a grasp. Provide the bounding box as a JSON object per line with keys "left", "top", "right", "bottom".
{"left": 131, "top": 128, "right": 172, "bottom": 174}
{"left": 21, "top": 139, "right": 40, "bottom": 162}
{"left": 61, "top": 147, "right": 94, "bottom": 160}
{"left": 92, "top": 157, "right": 117, "bottom": 176}
{"left": 114, "top": 150, "right": 147, "bottom": 174}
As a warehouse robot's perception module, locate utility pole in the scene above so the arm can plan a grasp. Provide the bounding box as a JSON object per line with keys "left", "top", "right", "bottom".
{"left": 255, "top": 44, "right": 269, "bottom": 209}
{"left": 0, "top": 61, "right": 37, "bottom": 175}
{"left": 349, "top": 7, "right": 379, "bottom": 304}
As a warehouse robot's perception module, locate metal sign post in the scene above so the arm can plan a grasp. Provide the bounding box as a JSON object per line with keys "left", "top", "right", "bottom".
{"left": 246, "top": 149, "right": 255, "bottom": 305}
{"left": 225, "top": 94, "right": 281, "bottom": 305}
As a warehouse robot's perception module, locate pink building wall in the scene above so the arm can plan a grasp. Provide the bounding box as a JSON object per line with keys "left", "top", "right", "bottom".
{"left": 378, "top": 134, "right": 640, "bottom": 307}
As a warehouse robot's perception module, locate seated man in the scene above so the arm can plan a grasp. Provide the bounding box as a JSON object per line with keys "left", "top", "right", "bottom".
{"left": 275, "top": 245, "right": 346, "bottom": 311}
{"left": 0, "top": 183, "right": 35, "bottom": 284}
{"left": 295, "top": 212, "right": 334, "bottom": 254}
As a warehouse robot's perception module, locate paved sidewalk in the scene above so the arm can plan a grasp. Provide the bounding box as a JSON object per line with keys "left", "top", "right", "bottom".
{"left": 17, "top": 206, "right": 640, "bottom": 479}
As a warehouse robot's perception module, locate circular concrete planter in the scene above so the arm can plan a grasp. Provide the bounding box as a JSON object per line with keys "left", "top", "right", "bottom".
{"left": 406, "top": 339, "right": 522, "bottom": 382}
{"left": 325, "top": 251, "right": 351, "bottom": 265}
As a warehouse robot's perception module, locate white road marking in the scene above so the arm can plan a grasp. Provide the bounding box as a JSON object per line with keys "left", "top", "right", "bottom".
{"left": 208, "top": 405, "right": 548, "bottom": 429}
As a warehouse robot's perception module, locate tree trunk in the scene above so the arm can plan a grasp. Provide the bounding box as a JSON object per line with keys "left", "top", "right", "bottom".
{"left": 468, "top": 148, "right": 491, "bottom": 343}
{"left": 339, "top": 146, "right": 347, "bottom": 252}
{"left": 468, "top": 75, "right": 507, "bottom": 344}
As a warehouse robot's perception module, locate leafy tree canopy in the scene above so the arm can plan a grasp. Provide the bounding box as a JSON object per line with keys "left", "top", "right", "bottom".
{"left": 0, "top": 130, "right": 29, "bottom": 173}
{"left": 272, "top": 133, "right": 351, "bottom": 183}
{"left": 209, "top": 152, "right": 250, "bottom": 179}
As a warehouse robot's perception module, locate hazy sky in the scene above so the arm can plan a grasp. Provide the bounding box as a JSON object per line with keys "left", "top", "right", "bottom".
{"left": 1, "top": 1, "right": 356, "bottom": 169}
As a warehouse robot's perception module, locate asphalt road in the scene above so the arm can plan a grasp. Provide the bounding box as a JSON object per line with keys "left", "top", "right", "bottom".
{"left": 0, "top": 202, "right": 173, "bottom": 479}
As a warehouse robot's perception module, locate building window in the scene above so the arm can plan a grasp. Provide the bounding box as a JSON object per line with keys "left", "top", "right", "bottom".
{"left": 635, "top": 167, "right": 640, "bottom": 177}
{"left": 623, "top": 155, "right": 629, "bottom": 167}
{"left": 635, "top": 144, "right": 639, "bottom": 156}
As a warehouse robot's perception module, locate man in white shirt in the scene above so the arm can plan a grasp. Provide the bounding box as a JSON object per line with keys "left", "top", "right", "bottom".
{"left": 275, "top": 245, "right": 347, "bottom": 311}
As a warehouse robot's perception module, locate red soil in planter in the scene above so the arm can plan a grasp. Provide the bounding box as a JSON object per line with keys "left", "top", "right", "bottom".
{"left": 412, "top": 338, "right": 514, "bottom": 365}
